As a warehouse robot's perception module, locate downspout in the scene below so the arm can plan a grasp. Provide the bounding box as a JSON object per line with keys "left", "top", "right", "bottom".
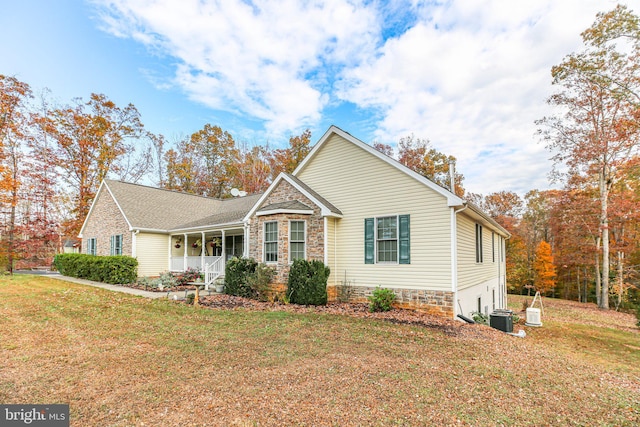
{"left": 451, "top": 203, "right": 468, "bottom": 318}
{"left": 323, "top": 217, "right": 328, "bottom": 266}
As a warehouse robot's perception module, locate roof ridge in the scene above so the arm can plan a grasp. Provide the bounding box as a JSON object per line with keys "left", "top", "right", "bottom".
{"left": 105, "top": 179, "right": 223, "bottom": 201}
{"left": 105, "top": 179, "right": 263, "bottom": 202}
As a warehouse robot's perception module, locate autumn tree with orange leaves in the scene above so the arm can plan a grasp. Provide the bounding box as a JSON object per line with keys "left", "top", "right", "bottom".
{"left": 397, "top": 134, "right": 465, "bottom": 196}
{"left": 534, "top": 241, "right": 557, "bottom": 294}
{"left": 42, "top": 93, "right": 149, "bottom": 235}
{"left": 269, "top": 129, "right": 312, "bottom": 180}
{"left": 538, "top": 5, "right": 640, "bottom": 309}
{"left": 0, "top": 75, "right": 32, "bottom": 272}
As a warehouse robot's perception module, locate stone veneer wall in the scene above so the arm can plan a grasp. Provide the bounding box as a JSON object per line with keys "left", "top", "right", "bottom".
{"left": 328, "top": 284, "right": 454, "bottom": 317}
{"left": 248, "top": 179, "right": 324, "bottom": 285}
{"left": 82, "top": 189, "right": 132, "bottom": 256}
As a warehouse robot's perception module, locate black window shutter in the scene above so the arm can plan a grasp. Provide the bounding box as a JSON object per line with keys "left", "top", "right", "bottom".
{"left": 364, "top": 218, "right": 374, "bottom": 264}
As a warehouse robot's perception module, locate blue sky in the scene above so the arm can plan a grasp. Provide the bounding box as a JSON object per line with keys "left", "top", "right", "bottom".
{"left": 0, "top": 0, "right": 622, "bottom": 195}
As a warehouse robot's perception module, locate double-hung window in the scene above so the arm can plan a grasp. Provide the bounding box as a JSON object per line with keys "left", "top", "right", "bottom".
{"left": 377, "top": 216, "right": 398, "bottom": 262}
{"left": 110, "top": 234, "right": 123, "bottom": 256}
{"left": 364, "top": 215, "right": 410, "bottom": 264}
{"left": 289, "top": 220, "right": 305, "bottom": 262}
{"left": 264, "top": 222, "right": 278, "bottom": 263}
{"left": 87, "top": 238, "right": 97, "bottom": 256}
{"left": 475, "top": 224, "right": 483, "bottom": 263}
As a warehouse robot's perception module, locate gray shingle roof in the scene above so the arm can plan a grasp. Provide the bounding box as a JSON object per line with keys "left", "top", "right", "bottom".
{"left": 104, "top": 180, "right": 262, "bottom": 231}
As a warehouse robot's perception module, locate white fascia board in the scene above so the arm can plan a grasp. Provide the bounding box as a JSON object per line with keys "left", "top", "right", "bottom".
{"left": 133, "top": 227, "right": 169, "bottom": 234}
{"left": 256, "top": 209, "right": 314, "bottom": 216}
{"left": 464, "top": 205, "right": 511, "bottom": 238}
{"left": 294, "top": 125, "right": 465, "bottom": 207}
{"left": 243, "top": 172, "right": 342, "bottom": 221}
{"left": 242, "top": 174, "right": 284, "bottom": 222}
{"left": 78, "top": 180, "right": 133, "bottom": 238}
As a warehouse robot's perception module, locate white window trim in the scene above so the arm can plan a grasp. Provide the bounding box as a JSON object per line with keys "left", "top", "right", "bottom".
{"left": 263, "top": 221, "right": 278, "bottom": 264}
{"left": 475, "top": 223, "right": 483, "bottom": 264}
{"left": 492, "top": 231, "right": 495, "bottom": 263}
{"left": 87, "top": 237, "right": 97, "bottom": 256}
{"left": 288, "top": 220, "right": 306, "bottom": 263}
{"left": 110, "top": 234, "right": 123, "bottom": 256}
{"left": 376, "top": 215, "right": 399, "bottom": 264}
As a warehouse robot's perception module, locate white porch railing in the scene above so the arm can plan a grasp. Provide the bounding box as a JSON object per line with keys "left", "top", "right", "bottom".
{"left": 170, "top": 256, "right": 223, "bottom": 272}
{"left": 204, "top": 257, "right": 225, "bottom": 286}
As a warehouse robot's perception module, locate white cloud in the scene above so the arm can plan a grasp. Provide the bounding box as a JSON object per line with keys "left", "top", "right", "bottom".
{"left": 336, "top": 0, "right": 618, "bottom": 194}
{"left": 93, "top": 0, "right": 379, "bottom": 135}
{"left": 92, "top": 0, "right": 623, "bottom": 194}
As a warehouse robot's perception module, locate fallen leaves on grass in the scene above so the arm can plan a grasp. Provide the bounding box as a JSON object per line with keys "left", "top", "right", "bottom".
{"left": 198, "top": 294, "right": 497, "bottom": 339}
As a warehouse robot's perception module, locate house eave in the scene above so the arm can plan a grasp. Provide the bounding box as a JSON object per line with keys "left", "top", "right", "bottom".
{"left": 256, "top": 209, "right": 314, "bottom": 216}
{"left": 169, "top": 221, "right": 245, "bottom": 234}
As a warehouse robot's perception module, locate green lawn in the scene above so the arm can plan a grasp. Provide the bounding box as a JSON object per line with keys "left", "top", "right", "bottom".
{"left": 1, "top": 275, "right": 639, "bottom": 426}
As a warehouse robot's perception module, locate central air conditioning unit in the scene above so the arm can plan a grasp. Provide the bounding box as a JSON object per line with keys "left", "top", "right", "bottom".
{"left": 525, "top": 307, "right": 542, "bottom": 327}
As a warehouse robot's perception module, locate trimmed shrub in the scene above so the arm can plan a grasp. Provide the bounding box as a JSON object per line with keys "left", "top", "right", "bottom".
{"left": 368, "top": 287, "right": 396, "bottom": 312}
{"left": 287, "top": 259, "right": 329, "bottom": 306}
{"left": 224, "top": 257, "right": 258, "bottom": 298}
{"left": 53, "top": 253, "right": 138, "bottom": 284}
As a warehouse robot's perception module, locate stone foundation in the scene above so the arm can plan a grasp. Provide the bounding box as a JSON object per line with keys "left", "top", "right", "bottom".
{"left": 328, "top": 285, "right": 454, "bottom": 317}
{"left": 262, "top": 282, "right": 454, "bottom": 317}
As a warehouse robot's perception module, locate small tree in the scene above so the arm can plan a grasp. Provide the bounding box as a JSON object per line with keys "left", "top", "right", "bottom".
{"left": 534, "top": 240, "right": 557, "bottom": 295}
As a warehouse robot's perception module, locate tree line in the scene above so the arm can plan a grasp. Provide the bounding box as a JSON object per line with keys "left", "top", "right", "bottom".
{"left": 1, "top": 5, "right": 638, "bottom": 311}
{"left": 469, "top": 5, "right": 639, "bottom": 311}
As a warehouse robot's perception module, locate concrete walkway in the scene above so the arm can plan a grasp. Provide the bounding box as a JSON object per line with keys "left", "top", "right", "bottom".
{"left": 43, "top": 273, "right": 194, "bottom": 300}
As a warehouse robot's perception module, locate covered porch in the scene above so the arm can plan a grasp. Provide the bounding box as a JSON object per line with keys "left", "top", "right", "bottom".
{"left": 169, "top": 228, "right": 245, "bottom": 275}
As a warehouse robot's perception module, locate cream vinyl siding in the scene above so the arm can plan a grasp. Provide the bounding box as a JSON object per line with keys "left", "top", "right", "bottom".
{"left": 456, "top": 213, "right": 498, "bottom": 290}
{"left": 135, "top": 232, "right": 169, "bottom": 276}
{"left": 297, "top": 133, "right": 452, "bottom": 290}
{"left": 326, "top": 217, "right": 337, "bottom": 286}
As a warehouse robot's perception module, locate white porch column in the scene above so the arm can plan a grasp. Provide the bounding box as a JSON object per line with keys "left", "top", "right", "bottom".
{"left": 200, "top": 231, "right": 205, "bottom": 270}
{"left": 183, "top": 233, "right": 188, "bottom": 271}
{"left": 243, "top": 221, "right": 249, "bottom": 257}
{"left": 168, "top": 234, "right": 172, "bottom": 271}
{"left": 221, "top": 229, "right": 226, "bottom": 271}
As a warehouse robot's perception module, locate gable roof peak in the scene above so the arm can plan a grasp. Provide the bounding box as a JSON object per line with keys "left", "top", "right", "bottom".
{"left": 294, "top": 126, "right": 465, "bottom": 207}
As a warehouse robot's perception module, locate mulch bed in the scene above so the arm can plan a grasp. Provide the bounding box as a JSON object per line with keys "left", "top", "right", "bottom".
{"left": 196, "top": 294, "right": 498, "bottom": 339}
{"left": 120, "top": 282, "right": 502, "bottom": 338}
{"left": 121, "top": 283, "right": 199, "bottom": 293}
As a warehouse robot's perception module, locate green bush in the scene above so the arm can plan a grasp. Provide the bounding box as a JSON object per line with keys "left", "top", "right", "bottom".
{"left": 246, "top": 263, "right": 276, "bottom": 301}
{"left": 287, "top": 259, "right": 329, "bottom": 306}
{"left": 224, "top": 257, "right": 258, "bottom": 298}
{"left": 53, "top": 253, "right": 138, "bottom": 284}
{"left": 471, "top": 311, "right": 489, "bottom": 325}
{"left": 368, "top": 287, "right": 396, "bottom": 312}
{"left": 636, "top": 305, "right": 640, "bottom": 328}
